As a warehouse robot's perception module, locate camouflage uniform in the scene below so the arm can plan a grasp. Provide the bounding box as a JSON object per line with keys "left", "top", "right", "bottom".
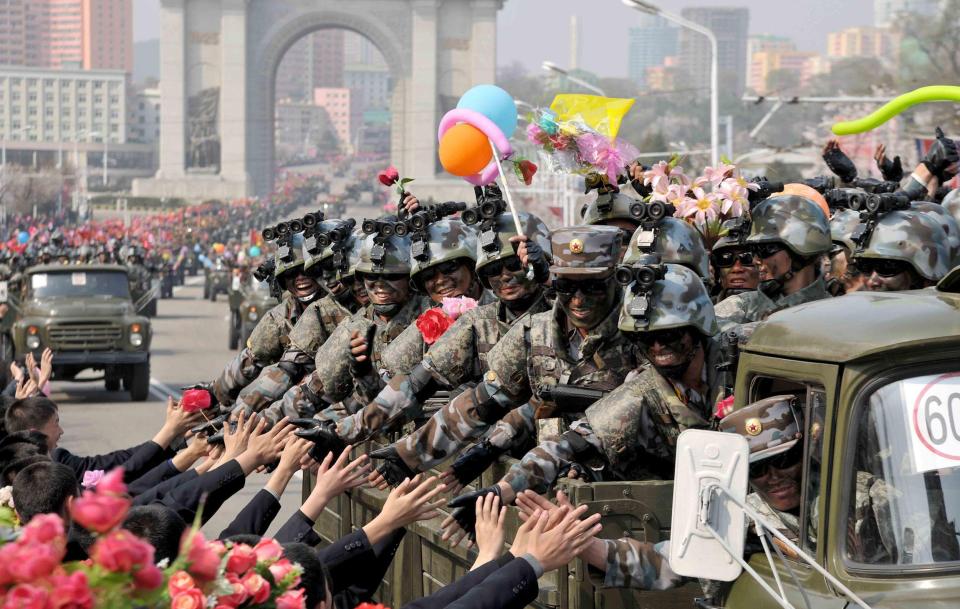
{"left": 499, "top": 264, "right": 722, "bottom": 495}
{"left": 333, "top": 211, "right": 553, "bottom": 447}
{"left": 715, "top": 195, "right": 832, "bottom": 331}
{"left": 911, "top": 201, "right": 960, "bottom": 268}
{"left": 852, "top": 209, "right": 951, "bottom": 283}
{"left": 386, "top": 226, "right": 633, "bottom": 473}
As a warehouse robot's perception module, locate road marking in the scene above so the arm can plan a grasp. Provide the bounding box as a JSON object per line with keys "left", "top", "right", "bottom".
{"left": 149, "top": 377, "right": 181, "bottom": 402}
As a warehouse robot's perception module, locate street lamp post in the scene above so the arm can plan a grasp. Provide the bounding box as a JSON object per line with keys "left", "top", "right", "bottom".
{"left": 541, "top": 60, "right": 607, "bottom": 97}
{"left": 622, "top": 0, "right": 719, "bottom": 167}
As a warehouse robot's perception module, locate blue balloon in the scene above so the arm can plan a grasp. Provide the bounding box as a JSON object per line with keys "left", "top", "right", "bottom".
{"left": 17, "top": 231, "right": 28, "bottom": 244}
{"left": 248, "top": 245, "right": 261, "bottom": 257}
{"left": 457, "top": 84, "right": 517, "bottom": 137}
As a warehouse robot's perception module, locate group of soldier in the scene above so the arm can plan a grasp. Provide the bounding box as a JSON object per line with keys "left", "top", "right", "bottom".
{"left": 177, "top": 127, "right": 959, "bottom": 591}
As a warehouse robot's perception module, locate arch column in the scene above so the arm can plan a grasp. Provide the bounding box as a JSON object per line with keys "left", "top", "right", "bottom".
{"left": 156, "top": 0, "right": 186, "bottom": 179}
{"left": 219, "top": 0, "right": 251, "bottom": 188}
{"left": 407, "top": 0, "right": 439, "bottom": 179}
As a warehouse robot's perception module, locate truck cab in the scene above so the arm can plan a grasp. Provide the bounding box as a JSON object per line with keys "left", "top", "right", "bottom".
{"left": 10, "top": 264, "right": 153, "bottom": 401}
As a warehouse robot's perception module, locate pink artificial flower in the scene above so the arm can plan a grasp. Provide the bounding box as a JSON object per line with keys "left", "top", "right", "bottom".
{"left": 242, "top": 572, "right": 271, "bottom": 605}
{"left": 81, "top": 470, "right": 104, "bottom": 490}
{"left": 20, "top": 513, "right": 65, "bottom": 546}
{"left": 49, "top": 571, "right": 94, "bottom": 609}
{"left": 701, "top": 163, "right": 735, "bottom": 187}
{"left": 525, "top": 122, "right": 545, "bottom": 144}
{"left": 216, "top": 574, "right": 250, "bottom": 609}
{"left": 90, "top": 530, "right": 155, "bottom": 573}
{"left": 268, "top": 559, "right": 300, "bottom": 587}
{"left": 717, "top": 181, "right": 748, "bottom": 217}
{"left": 276, "top": 589, "right": 307, "bottom": 609}
{"left": 727, "top": 171, "right": 760, "bottom": 192}
{"left": 69, "top": 492, "right": 129, "bottom": 534}
{"left": 440, "top": 296, "right": 478, "bottom": 321}
{"left": 3, "top": 541, "right": 63, "bottom": 583}
{"left": 167, "top": 571, "right": 196, "bottom": 597}
{"left": 642, "top": 161, "right": 672, "bottom": 190}
{"left": 679, "top": 188, "right": 720, "bottom": 228}
{"left": 180, "top": 530, "right": 222, "bottom": 582}
{"left": 132, "top": 564, "right": 164, "bottom": 590}
{"left": 253, "top": 538, "right": 283, "bottom": 563}
{"left": 2, "top": 583, "right": 50, "bottom": 609}
{"left": 94, "top": 468, "right": 127, "bottom": 497}
{"left": 170, "top": 589, "right": 206, "bottom": 609}
{"left": 225, "top": 543, "right": 257, "bottom": 575}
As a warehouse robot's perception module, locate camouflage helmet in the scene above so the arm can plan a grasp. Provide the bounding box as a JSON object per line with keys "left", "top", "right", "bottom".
{"left": 829, "top": 208, "right": 862, "bottom": 253}
{"left": 943, "top": 188, "right": 960, "bottom": 226}
{"left": 617, "top": 263, "right": 718, "bottom": 336}
{"left": 475, "top": 211, "right": 552, "bottom": 281}
{"left": 340, "top": 229, "right": 365, "bottom": 281}
{"left": 581, "top": 189, "right": 647, "bottom": 228}
{"left": 274, "top": 232, "right": 307, "bottom": 277}
{"left": 549, "top": 225, "right": 622, "bottom": 277}
{"left": 719, "top": 395, "right": 802, "bottom": 463}
{"left": 911, "top": 201, "right": 960, "bottom": 266}
{"left": 303, "top": 219, "right": 356, "bottom": 274}
{"left": 853, "top": 209, "right": 951, "bottom": 281}
{"left": 712, "top": 217, "right": 751, "bottom": 254}
{"left": 409, "top": 219, "right": 478, "bottom": 287}
{"left": 621, "top": 217, "right": 710, "bottom": 280}
{"left": 746, "top": 194, "right": 832, "bottom": 258}
{"left": 355, "top": 230, "right": 412, "bottom": 275}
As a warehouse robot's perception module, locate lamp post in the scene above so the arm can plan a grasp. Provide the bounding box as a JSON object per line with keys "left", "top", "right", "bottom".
{"left": 622, "top": 0, "right": 719, "bottom": 166}
{"left": 541, "top": 61, "right": 607, "bottom": 97}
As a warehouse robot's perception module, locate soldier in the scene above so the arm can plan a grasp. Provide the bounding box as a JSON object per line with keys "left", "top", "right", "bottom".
{"left": 851, "top": 209, "right": 950, "bottom": 292}
{"left": 244, "top": 224, "right": 431, "bottom": 425}
{"left": 368, "top": 225, "right": 635, "bottom": 487}
{"left": 207, "top": 231, "right": 321, "bottom": 407}
{"left": 825, "top": 208, "right": 865, "bottom": 295}
{"left": 581, "top": 175, "right": 648, "bottom": 251}
{"left": 319, "top": 210, "right": 553, "bottom": 450}
{"left": 710, "top": 217, "right": 759, "bottom": 302}
{"left": 442, "top": 264, "right": 722, "bottom": 542}
{"left": 714, "top": 194, "right": 832, "bottom": 331}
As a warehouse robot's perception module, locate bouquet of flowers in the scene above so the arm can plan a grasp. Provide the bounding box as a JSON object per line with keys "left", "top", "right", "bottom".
{"left": 0, "top": 468, "right": 307, "bottom": 609}
{"left": 415, "top": 296, "right": 478, "bottom": 345}
{"left": 526, "top": 94, "right": 639, "bottom": 183}
{"left": 642, "top": 157, "right": 755, "bottom": 249}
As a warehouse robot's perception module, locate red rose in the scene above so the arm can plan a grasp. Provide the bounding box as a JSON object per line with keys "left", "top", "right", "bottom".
{"left": 132, "top": 564, "right": 163, "bottom": 590}
{"left": 90, "top": 530, "right": 155, "bottom": 573}
{"left": 180, "top": 530, "right": 222, "bottom": 581}
{"left": 181, "top": 389, "right": 213, "bottom": 413}
{"left": 415, "top": 309, "right": 454, "bottom": 345}
{"left": 216, "top": 574, "right": 249, "bottom": 608}
{"left": 276, "top": 589, "right": 307, "bottom": 609}
{"left": 171, "top": 589, "right": 206, "bottom": 609}
{"left": 2, "top": 584, "right": 50, "bottom": 609}
{"left": 517, "top": 160, "right": 538, "bottom": 186}
{"left": 224, "top": 543, "right": 257, "bottom": 575}
{"left": 252, "top": 538, "right": 283, "bottom": 562}
{"left": 268, "top": 558, "right": 300, "bottom": 587}
{"left": 378, "top": 166, "right": 400, "bottom": 187}
{"left": 69, "top": 492, "right": 129, "bottom": 533}
{"left": 242, "top": 572, "right": 271, "bottom": 604}
{"left": 95, "top": 467, "right": 127, "bottom": 496}
{"left": 49, "top": 572, "right": 94, "bottom": 609}
{"left": 20, "top": 514, "right": 65, "bottom": 546}
{"left": 4, "top": 541, "right": 64, "bottom": 582}
{"left": 167, "top": 570, "right": 196, "bottom": 597}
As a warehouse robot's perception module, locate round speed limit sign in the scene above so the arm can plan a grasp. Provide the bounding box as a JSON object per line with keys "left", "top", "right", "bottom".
{"left": 907, "top": 373, "right": 960, "bottom": 472}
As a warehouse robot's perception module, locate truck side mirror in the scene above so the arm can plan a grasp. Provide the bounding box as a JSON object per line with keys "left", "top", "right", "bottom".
{"left": 669, "top": 429, "right": 749, "bottom": 582}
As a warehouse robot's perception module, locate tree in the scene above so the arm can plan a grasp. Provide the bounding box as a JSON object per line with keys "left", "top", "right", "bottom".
{"left": 765, "top": 68, "right": 800, "bottom": 95}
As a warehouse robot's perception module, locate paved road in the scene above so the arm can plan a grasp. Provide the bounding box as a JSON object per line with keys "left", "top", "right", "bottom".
{"left": 54, "top": 274, "right": 303, "bottom": 538}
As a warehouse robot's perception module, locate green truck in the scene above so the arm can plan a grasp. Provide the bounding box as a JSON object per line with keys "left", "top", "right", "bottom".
{"left": 303, "top": 278, "right": 960, "bottom": 609}
{"left": 227, "top": 274, "right": 278, "bottom": 350}
{"left": 7, "top": 264, "right": 152, "bottom": 401}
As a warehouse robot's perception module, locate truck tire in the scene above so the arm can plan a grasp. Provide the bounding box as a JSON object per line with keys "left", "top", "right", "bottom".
{"left": 145, "top": 300, "right": 157, "bottom": 317}
{"left": 209, "top": 289, "right": 217, "bottom": 302}
{"left": 229, "top": 310, "right": 240, "bottom": 350}
{"left": 128, "top": 362, "right": 150, "bottom": 402}
{"left": 203, "top": 283, "right": 210, "bottom": 299}
{"left": 105, "top": 373, "right": 121, "bottom": 391}
{"left": 0, "top": 334, "right": 13, "bottom": 362}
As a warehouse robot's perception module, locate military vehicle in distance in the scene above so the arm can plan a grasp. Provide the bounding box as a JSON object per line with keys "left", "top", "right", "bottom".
{"left": 204, "top": 258, "right": 232, "bottom": 302}
{"left": 9, "top": 264, "right": 152, "bottom": 401}
{"left": 227, "top": 273, "right": 278, "bottom": 350}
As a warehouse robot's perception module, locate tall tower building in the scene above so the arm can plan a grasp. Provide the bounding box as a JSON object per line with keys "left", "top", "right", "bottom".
{"left": 679, "top": 7, "right": 750, "bottom": 94}
{"left": 82, "top": 0, "right": 133, "bottom": 72}
{"left": 628, "top": 14, "right": 678, "bottom": 87}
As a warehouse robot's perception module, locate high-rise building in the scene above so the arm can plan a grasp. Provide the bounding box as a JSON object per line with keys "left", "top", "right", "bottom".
{"left": 276, "top": 30, "right": 346, "bottom": 102}
{"left": 313, "top": 30, "right": 344, "bottom": 88}
{"left": 628, "top": 15, "right": 678, "bottom": 87}
{"left": 0, "top": 0, "right": 132, "bottom": 72}
{"left": 826, "top": 27, "right": 894, "bottom": 59}
{"left": 313, "top": 88, "right": 351, "bottom": 147}
{"left": 874, "top": 0, "right": 941, "bottom": 26}
{"left": 679, "top": 7, "right": 750, "bottom": 94}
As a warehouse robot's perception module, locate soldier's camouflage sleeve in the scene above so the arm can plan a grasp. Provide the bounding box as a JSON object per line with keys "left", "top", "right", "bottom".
{"left": 258, "top": 371, "right": 329, "bottom": 426}
{"left": 336, "top": 371, "right": 425, "bottom": 443}
{"left": 211, "top": 347, "right": 263, "bottom": 407}
{"left": 713, "top": 293, "right": 750, "bottom": 332}
{"left": 500, "top": 421, "right": 602, "bottom": 495}
{"left": 601, "top": 539, "right": 684, "bottom": 590}
{"left": 393, "top": 376, "right": 517, "bottom": 472}
{"left": 247, "top": 303, "right": 289, "bottom": 364}
{"left": 232, "top": 362, "right": 296, "bottom": 416}
{"left": 484, "top": 403, "right": 537, "bottom": 451}
{"left": 419, "top": 308, "right": 485, "bottom": 386}
{"left": 314, "top": 321, "right": 359, "bottom": 403}
{"left": 483, "top": 319, "right": 534, "bottom": 404}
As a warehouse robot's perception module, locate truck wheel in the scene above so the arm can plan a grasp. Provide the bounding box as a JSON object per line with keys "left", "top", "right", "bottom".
{"left": 229, "top": 311, "right": 240, "bottom": 350}
{"left": 128, "top": 362, "right": 150, "bottom": 402}
{"left": 203, "top": 284, "right": 210, "bottom": 299}
{"left": 209, "top": 290, "right": 217, "bottom": 302}
{"left": 0, "top": 334, "right": 13, "bottom": 362}
{"left": 105, "top": 373, "right": 121, "bottom": 392}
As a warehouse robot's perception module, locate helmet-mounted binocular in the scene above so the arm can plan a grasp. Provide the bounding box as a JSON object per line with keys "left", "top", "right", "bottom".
{"left": 615, "top": 261, "right": 666, "bottom": 290}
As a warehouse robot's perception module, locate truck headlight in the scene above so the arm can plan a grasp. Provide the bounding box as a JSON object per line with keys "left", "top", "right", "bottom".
{"left": 26, "top": 326, "right": 40, "bottom": 350}
{"left": 130, "top": 323, "right": 144, "bottom": 347}
{"left": 247, "top": 306, "right": 259, "bottom": 322}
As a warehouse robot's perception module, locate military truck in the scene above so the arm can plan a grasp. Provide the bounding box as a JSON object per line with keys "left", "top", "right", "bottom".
{"left": 9, "top": 264, "right": 152, "bottom": 401}
{"left": 227, "top": 273, "right": 278, "bottom": 350}
{"left": 204, "top": 258, "right": 232, "bottom": 302}
{"left": 302, "top": 276, "right": 960, "bottom": 609}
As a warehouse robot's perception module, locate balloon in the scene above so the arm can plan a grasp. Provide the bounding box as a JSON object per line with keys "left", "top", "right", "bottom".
{"left": 457, "top": 84, "right": 517, "bottom": 137}
{"left": 832, "top": 85, "right": 960, "bottom": 136}
{"left": 213, "top": 243, "right": 225, "bottom": 254}
{"left": 17, "top": 231, "right": 28, "bottom": 244}
{"left": 782, "top": 184, "right": 830, "bottom": 220}
{"left": 438, "top": 123, "right": 493, "bottom": 177}
{"left": 248, "top": 245, "right": 261, "bottom": 257}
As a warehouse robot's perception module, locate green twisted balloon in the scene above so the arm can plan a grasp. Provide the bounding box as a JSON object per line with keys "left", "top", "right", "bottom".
{"left": 832, "top": 85, "right": 960, "bottom": 136}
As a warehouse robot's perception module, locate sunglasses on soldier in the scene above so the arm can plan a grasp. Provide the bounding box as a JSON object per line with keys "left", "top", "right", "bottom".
{"left": 358, "top": 271, "right": 408, "bottom": 283}
{"left": 853, "top": 258, "right": 911, "bottom": 278}
{"left": 752, "top": 242, "right": 786, "bottom": 259}
{"left": 713, "top": 250, "right": 756, "bottom": 268}
{"left": 419, "top": 260, "right": 463, "bottom": 282}
{"left": 553, "top": 277, "right": 610, "bottom": 296}
{"left": 479, "top": 256, "right": 523, "bottom": 279}
{"left": 635, "top": 327, "right": 690, "bottom": 349}
{"left": 749, "top": 442, "right": 803, "bottom": 478}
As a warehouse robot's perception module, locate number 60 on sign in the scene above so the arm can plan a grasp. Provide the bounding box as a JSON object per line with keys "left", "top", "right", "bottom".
{"left": 905, "top": 373, "right": 960, "bottom": 473}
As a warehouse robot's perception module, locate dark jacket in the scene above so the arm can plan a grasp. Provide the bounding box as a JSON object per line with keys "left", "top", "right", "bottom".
{"left": 54, "top": 441, "right": 172, "bottom": 482}
{"left": 154, "top": 460, "right": 246, "bottom": 524}
{"left": 219, "top": 489, "right": 281, "bottom": 540}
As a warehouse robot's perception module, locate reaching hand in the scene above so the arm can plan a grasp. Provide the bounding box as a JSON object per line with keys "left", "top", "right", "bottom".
{"left": 472, "top": 493, "right": 506, "bottom": 564}
{"left": 37, "top": 348, "right": 54, "bottom": 388}
{"left": 509, "top": 235, "right": 548, "bottom": 283}
{"left": 277, "top": 435, "right": 313, "bottom": 476}
{"left": 14, "top": 377, "right": 38, "bottom": 400}
{"left": 378, "top": 475, "right": 446, "bottom": 529}
{"left": 307, "top": 445, "right": 370, "bottom": 507}
{"left": 513, "top": 504, "right": 602, "bottom": 571}
{"left": 163, "top": 396, "right": 205, "bottom": 437}
{"left": 822, "top": 139, "right": 858, "bottom": 183}
{"left": 9, "top": 362, "right": 24, "bottom": 384}
{"left": 402, "top": 194, "right": 420, "bottom": 215}
{"left": 442, "top": 485, "right": 503, "bottom": 548}
{"left": 874, "top": 144, "right": 904, "bottom": 182}
{"left": 922, "top": 127, "right": 959, "bottom": 183}
{"left": 240, "top": 417, "right": 293, "bottom": 471}
{"left": 222, "top": 410, "right": 257, "bottom": 463}
{"left": 25, "top": 352, "right": 39, "bottom": 385}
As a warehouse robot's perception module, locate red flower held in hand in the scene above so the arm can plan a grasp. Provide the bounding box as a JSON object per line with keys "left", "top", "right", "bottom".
{"left": 181, "top": 389, "right": 213, "bottom": 413}
{"left": 416, "top": 309, "right": 454, "bottom": 345}
{"left": 378, "top": 166, "right": 400, "bottom": 187}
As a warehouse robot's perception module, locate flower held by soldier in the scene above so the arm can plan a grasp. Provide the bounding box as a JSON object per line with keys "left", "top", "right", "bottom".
{"left": 416, "top": 308, "right": 455, "bottom": 345}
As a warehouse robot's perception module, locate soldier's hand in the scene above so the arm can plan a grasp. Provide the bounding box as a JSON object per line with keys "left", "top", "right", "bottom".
{"left": 445, "top": 440, "right": 504, "bottom": 489}
{"left": 402, "top": 194, "right": 420, "bottom": 215}
{"left": 822, "top": 139, "right": 858, "bottom": 183}
{"left": 922, "top": 127, "right": 959, "bottom": 183}
{"left": 443, "top": 485, "right": 503, "bottom": 547}
{"left": 874, "top": 144, "right": 903, "bottom": 183}
{"left": 349, "top": 329, "right": 373, "bottom": 376}
{"left": 369, "top": 445, "right": 417, "bottom": 488}
{"left": 509, "top": 235, "right": 549, "bottom": 283}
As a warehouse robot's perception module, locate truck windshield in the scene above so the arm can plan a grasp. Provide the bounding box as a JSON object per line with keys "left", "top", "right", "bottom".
{"left": 846, "top": 373, "right": 960, "bottom": 567}
{"left": 29, "top": 271, "right": 130, "bottom": 299}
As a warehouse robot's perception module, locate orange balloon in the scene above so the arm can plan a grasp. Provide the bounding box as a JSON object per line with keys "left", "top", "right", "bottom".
{"left": 782, "top": 183, "right": 830, "bottom": 220}
{"left": 438, "top": 123, "right": 493, "bottom": 177}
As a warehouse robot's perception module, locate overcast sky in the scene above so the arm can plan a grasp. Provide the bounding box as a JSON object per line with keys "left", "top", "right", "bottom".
{"left": 134, "top": 0, "right": 876, "bottom": 77}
